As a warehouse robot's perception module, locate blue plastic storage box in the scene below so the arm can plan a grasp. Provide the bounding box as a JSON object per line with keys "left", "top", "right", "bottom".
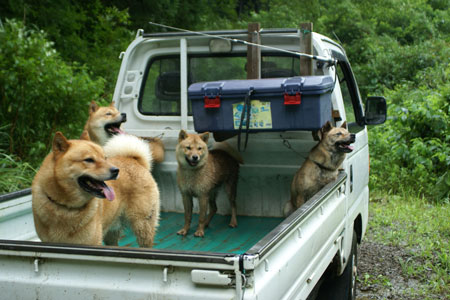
{"left": 188, "top": 76, "right": 334, "bottom": 133}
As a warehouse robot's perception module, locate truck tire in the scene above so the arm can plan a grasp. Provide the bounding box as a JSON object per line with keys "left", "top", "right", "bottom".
{"left": 316, "top": 230, "right": 358, "bottom": 300}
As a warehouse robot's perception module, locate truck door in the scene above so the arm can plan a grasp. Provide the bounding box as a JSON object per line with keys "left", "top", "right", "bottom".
{"left": 335, "top": 60, "right": 370, "bottom": 220}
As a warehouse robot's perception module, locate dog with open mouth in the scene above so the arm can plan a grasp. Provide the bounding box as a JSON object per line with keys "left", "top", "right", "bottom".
{"left": 83, "top": 101, "right": 127, "bottom": 146}
{"left": 285, "top": 121, "right": 356, "bottom": 216}
{"left": 32, "top": 132, "right": 160, "bottom": 247}
{"left": 83, "top": 101, "right": 165, "bottom": 164}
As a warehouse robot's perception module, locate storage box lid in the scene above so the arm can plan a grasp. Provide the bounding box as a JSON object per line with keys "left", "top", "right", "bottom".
{"left": 188, "top": 75, "right": 334, "bottom": 99}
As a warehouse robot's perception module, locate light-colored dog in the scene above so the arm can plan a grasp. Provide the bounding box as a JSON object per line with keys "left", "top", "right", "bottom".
{"left": 83, "top": 101, "right": 165, "bottom": 163}
{"left": 32, "top": 132, "right": 160, "bottom": 247}
{"left": 285, "top": 121, "right": 355, "bottom": 215}
{"left": 176, "top": 130, "right": 243, "bottom": 237}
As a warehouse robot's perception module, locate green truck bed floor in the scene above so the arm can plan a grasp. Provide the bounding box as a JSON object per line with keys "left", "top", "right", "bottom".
{"left": 119, "top": 212, "right": 283, "bottom": 254}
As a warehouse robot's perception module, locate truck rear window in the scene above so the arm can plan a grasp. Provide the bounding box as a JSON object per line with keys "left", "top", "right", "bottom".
{"left": 138, "top": 54, "right": 300, "bottom": 116}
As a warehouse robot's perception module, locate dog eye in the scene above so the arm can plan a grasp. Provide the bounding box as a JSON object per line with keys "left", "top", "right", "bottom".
{"left": 106, "top": 112, "right": 112, "bottom": 116}
{"left": 84, "top": 158, "right": 95, "bottom": 163}
{"left": 335, "top": 132, "right": 342, "bottom": 136}
{"left": 197, "top": 147, "right": 202, "bottom": 150}
{"left": 186, "top": 146, "right": 191, "bottom": 150}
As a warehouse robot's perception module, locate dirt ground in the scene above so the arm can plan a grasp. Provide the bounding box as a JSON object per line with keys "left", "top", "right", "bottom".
{"left": 356, "top": 240, "right": 414, "bottom": 299}
{"left": 356, "top": 240, "right": 443, "bottom": 300}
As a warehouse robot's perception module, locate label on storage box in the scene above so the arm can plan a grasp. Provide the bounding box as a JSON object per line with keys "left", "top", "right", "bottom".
{"left": 233, "top": 100, "right": 272, "bottom": 130}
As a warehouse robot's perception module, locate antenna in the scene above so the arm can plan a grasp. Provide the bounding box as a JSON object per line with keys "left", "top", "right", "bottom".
{"left": 148, "top": 21, "right": 336, "bottom": 66}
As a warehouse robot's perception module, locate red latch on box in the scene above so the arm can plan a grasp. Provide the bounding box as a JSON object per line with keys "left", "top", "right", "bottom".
{"left": 204, "top": 96, "right": 221, "bottom": 108}
{"left": 284, "top": 92, "right": 301, "bottom": 105}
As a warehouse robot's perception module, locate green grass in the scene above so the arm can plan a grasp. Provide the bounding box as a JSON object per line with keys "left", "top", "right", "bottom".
{"left": 365, "top": 192, "right": 450, "bottom": 298}
{"left": 0, "top": 151, "right": 36, "bottom": 194}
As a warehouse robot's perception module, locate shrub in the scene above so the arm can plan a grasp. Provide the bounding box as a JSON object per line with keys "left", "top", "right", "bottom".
{"left": 354, "top": 37, "right": 449, "bottom": 98}
{"left": 3, "top": 0, "right": 133, "bottom": 97}
{"left": 369, "top": 65, "right": 450, "bottom": 202}
{"left": 0, "top": 20, "right": 105, "bottom": 165}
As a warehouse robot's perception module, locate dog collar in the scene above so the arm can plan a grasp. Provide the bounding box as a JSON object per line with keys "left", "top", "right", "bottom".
{"left": 310, "top": 159, "right": 336, "bottom": 172}
{"left": 46, "top": 194, "right": 89, "bottom": 211}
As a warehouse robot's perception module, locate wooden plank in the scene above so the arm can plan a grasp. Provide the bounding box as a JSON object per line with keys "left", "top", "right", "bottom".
{"left": 299, "top": 22, "right": 313, "bottom": 76}
{"left": 332, "top": 109, "right": 342, "bottom": 121}
{"left": 247, "top": 23, "right": 261, "bottom": 79}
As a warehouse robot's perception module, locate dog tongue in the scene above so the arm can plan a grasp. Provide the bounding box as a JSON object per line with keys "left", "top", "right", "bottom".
{"left": 346, "top": 145, "right": 354, "bottom": 151}
{"left": 102, "top": 185, "right": 115, "bottom": 201}
{"left": 113, "top": 127, "right": 124, "bottom": 134}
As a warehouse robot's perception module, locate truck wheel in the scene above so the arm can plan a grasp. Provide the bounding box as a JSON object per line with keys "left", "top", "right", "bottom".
{"left": 316, "top": 230, "right": 358, "bottom": 300}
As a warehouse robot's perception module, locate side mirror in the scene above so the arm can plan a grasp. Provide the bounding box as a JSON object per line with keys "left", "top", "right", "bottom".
{"left": 364, "top": 96, "right": 387, "bottom": 125}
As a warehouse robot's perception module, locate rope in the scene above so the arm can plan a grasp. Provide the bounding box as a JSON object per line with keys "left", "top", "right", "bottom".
{"left": 300, "top": 29, "right": 312, "bottom": 35}
{"left": 237, "top": 89, "right": 254, "bottom": 151}
{"left": 281, "top": 136, "right": 308, "bottom": 159}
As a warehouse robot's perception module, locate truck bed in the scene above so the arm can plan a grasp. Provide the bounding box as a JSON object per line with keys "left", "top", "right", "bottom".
{"left": 0, "top": 192, "right": 283, "bottom": 254}
{"left": 121, "top": 212, "right": 283, "bottom": 254}
{"left": 0, "top": 173, "right": 350, "bottom": 300}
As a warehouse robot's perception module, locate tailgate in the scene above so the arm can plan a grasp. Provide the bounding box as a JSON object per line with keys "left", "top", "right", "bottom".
{"left": 0, "top": 240, "right": 240, "bottom": 300}
{"left": 0, "top": 191, "right": 241, "bottom": 299}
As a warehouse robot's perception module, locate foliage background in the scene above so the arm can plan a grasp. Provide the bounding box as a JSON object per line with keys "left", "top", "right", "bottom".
{"left": 0, "top": 0, "right": 449, "bottom": 200}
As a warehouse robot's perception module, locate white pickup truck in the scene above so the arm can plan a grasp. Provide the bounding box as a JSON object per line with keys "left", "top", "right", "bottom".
{"left": 0, "top": 26, "right": 386, "bottom": 299}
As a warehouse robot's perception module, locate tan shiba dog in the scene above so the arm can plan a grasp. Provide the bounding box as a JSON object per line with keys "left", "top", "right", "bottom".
{"left": 285, "top": 121, "right": 356, "bottom": 215}
{"left": 83, "top": 101, "right": 165, "bottom": 163}
{"left": 176, "top": 130, "right": 243, "bottom": 237}
{"left": 32, "top": 132, "right": 160, "bottom": 247}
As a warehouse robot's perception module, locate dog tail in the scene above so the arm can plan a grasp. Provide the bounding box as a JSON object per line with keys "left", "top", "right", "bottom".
{"left": 283, "top": 200, "right": 295, "bottom": 217}
{"left": 103, "top": 134, "right": 153, "bottom": 171}
{"left": 211, "top": 141, "right": 244, "bottom": 164}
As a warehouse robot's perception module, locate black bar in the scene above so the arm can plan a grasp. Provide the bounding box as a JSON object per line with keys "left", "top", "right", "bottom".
{"left": 0, "top": 239, "right": 236, "bottom": 265}
{"left": 0, "top": 188, "right": 31, "bottom": 203}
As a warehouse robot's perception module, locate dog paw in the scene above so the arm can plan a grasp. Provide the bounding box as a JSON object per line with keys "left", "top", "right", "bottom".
{"left": 194, "top": 230, "right": 205, "bottom": 237}
{"left": 177, "top": 228, "right": 188, "bottom": 236}
{"left": 229, "top": 216, "right": 238, "bottom": 228}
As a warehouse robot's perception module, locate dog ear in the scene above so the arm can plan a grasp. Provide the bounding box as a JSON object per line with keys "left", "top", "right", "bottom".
{"left": 322, "top": 121, "right": 333, "bottom": 133}
{"left": 89, "top": 101, "right": 99, "bottom": 113}
{"left": 317, "top": 121, "right": 333, "bottom": 141}
{"left": 80, "top": 130, "right": 91, "bottom": 141}
{"left": 109, "top": 101, "right": 115, "bottom": 107}
{"left": 53, "top": 132, "right": 70, "bottom": 157}
{"left": 311, "top": 130, "right": 320, "bottom": 141}
{"left": 200, "top": 132, "right": 210, "bottom": 143}
{"left": 178, "top": 130, "right": 188, "bottom": 142}
{"left": 340, "top": 121, "right": 348, "bottom": 129}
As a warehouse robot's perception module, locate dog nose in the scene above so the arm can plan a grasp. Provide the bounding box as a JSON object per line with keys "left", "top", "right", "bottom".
{"left": 110, "top": 167, "right": 119, "bottom": 179}
{"left": 350, "top": 133, "right": 356, "bottom": 141}
{"left": 121, "top": 113, "right": 127, "bottom": 122}
{"left": 192, "top": 155, "right": 198, "bottom": 161}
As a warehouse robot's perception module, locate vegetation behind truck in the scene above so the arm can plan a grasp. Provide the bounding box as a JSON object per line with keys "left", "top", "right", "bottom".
{"left": 0, "top": 26, "right": 386, "bottom": 299}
